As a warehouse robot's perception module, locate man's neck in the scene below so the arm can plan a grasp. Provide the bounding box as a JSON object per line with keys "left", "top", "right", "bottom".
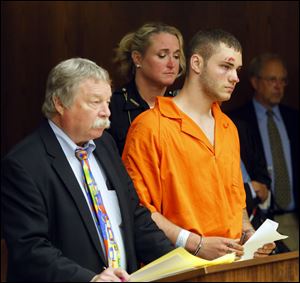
{"left": 173, "top": 82, "right": 215, "bottom": 146}
{"left": 253, "top": 95, "right": 276, "bottom": 110}
{"left": 173, "top": 80, "right": 213, "bottom": 117}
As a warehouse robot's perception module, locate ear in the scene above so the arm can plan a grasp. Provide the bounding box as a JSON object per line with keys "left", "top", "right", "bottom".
{"left": 190, "top": 54, "right": 203, "bottom": 74}
{"left": 131, "top": 51, "right": 142, "bottom": 67}
{"left": 52, "top": 96, "right": 64, "bottom": 115}
{"left": 250, "top": 76, "right": 258, "bottom": 90}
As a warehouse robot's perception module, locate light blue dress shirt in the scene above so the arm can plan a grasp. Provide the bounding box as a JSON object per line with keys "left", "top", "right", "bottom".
{"left": 240, "top": 160, "right": 256, "bottom": 199}
{"left": 252, "top": 98, "right": 294, "bottom": 211}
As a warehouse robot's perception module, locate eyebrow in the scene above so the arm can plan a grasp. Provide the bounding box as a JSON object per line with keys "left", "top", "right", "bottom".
{"left": 91, "top": 93, "right": 111, "bottom": 99}
{"left": 158, "top": 48, "right": 180, "bottom": 53}
{"left": 222, "top": 61, "right": 243, "bottom": 71}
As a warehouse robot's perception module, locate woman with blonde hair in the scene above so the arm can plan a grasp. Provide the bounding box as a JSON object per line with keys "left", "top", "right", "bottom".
{"left": 107, "top": 22, "right": 185, "bottom": 154}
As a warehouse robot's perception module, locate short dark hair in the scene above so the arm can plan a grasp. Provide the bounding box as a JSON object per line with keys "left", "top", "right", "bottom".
{"left": 186, "top": 29, "right": 242, "bottom": 73}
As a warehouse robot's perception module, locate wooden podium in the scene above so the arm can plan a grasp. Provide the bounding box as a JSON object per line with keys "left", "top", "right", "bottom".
{"left": 1, "top": 238, "right": 298, "bottom": 282}
{"left": 157, "top": 251, "right": 299, "bottom": 282}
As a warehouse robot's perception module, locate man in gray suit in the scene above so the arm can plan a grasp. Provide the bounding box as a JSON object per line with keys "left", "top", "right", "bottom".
{"left": 229, "top": 53, "right": 299, "bottom": 251}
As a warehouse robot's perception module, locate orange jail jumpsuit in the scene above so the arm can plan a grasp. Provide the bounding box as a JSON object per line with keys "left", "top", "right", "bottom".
{"left": 122, "top": 97, "right": 246, "bottom": 239}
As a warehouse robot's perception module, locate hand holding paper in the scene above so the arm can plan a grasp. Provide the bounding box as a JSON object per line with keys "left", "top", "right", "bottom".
{"left": 129, "top": 247, "right": 235, "bottom": 282}
{"left": 240, "top": 219, "right": 288, "bottom": 260}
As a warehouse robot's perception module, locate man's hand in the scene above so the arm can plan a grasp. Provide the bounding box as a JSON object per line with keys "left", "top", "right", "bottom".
{"left": 251, "top": 181, "right": 269, "bottom": 203}
{"left": 254, "top": 242, "right": 276, "bottom": 257}
{"left": 91, "top": 267, "right": 130, "bottom": 282}
{"left": 197, "top": 237, "right": 244, "bottom": 260}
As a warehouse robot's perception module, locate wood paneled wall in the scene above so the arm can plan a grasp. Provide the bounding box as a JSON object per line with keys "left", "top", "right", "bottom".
{"left": 1, "top": 1, "right": 298, "bottom": 156}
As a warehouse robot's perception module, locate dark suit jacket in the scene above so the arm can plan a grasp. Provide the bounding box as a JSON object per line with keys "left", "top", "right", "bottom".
{"left": 232, "top": 118, "right": 271, "bottom": 188}
{"left": 243, "top": 183, "right": 267, "bottom": 229}
{"left": 225, "top": 117, "right": 270, "bottom": 230}
{"left": 229, "top": 101, "right": 299, "bottom": 215}
{"left": 1, "top": 120, "right": 174, "bottom": 282}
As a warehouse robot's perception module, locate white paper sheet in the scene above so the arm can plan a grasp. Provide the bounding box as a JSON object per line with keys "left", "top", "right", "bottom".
{"left": 240, "top": 219, "right": 288, "bottom": 260}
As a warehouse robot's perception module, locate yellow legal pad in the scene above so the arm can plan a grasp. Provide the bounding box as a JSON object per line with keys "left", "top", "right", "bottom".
{"left": 130, "top": 247, "right": 235, "bottom": 282}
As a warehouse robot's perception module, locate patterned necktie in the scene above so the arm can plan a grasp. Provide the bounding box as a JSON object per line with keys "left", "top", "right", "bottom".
{"left": 266, "top": 110, "right": 291, "bottom": 210}
{"left": 75, "top": 149, "right": 121, "bottom": 268}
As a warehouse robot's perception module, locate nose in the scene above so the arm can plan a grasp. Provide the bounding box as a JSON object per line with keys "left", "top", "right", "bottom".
{"left": 274, "top": 81, "right": 281, "bottom": 89}
{"left": 167, "top": 56, "right": 176, "bottom": 68}
{"left": 230, "top": 70, "right": 240, "bottom": 83}
{"left": 99, "top": 103, "right": 111, "bottom": 117}
{"left": 274, "top": 79, "right": 285, "bottom": 88}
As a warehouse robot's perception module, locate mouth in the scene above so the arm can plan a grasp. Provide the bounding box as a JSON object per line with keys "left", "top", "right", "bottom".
{"left": 225, "top": 86, "right": 234, "bottom": 92}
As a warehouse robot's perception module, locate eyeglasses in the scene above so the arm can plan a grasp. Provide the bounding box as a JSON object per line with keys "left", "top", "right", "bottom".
{"left": 257, "top": 76, "right": 288, "bottom": 86}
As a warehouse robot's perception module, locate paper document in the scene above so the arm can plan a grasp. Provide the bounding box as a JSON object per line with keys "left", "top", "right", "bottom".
{"left": 240, "top": 218, "right": 288, "bottom": 260}
{"left": 129, "top": 247, "right": 235, "bottom": 282}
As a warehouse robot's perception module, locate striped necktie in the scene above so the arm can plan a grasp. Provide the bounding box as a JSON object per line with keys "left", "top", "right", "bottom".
{"left": 266, "top": 110, "right": 291, "bottom": 210}
{"left": 75, "top": 149, "right": 121, "bottom": 267}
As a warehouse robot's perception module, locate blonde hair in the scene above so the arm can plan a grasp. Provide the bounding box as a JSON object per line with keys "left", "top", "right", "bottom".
{"left": 114, "top": 22, "right": 186, "bottom": 81}
{"left": 42, "top": 58, "right": 110, "bottom": 119}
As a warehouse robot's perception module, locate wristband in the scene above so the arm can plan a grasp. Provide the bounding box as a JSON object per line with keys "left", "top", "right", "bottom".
{"left": 175, "top": 229, "right": 190, "bottom": 248}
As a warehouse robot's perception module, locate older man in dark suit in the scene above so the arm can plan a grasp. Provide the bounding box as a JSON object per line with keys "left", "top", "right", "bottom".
{"left": 1, "top": 58, "right": 174, "bottom": 282}
{"left": 229, "top": 53, "right": 299, "bottom": 251}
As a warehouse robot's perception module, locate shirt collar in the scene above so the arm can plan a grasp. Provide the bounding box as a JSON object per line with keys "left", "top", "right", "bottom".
{"left": 157, "top": 97, "right": 221, "bottom": 120}
{"left": 253, "top": 98, "right": 281, "bottom": 122}
{"left": 48, "top": 119, "right": 96, "bottom": 157}
{"left": 123, "top": 80, "right": 176, "bottom": 111}
{"left": 123, "top": 80, "right": 149, "bottom": 111}
{"left": 157, "top": 96, "right": 182, "bottom": 119}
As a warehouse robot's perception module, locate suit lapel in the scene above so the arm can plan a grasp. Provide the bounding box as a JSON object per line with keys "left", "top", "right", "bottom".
{"left": 38, "top": 121, "right": 107, "bottom": 265}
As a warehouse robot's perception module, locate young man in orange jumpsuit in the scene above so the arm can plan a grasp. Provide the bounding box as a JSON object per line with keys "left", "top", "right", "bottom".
{"left": 122, "top": 29, "right": 275, "bottom": 260}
